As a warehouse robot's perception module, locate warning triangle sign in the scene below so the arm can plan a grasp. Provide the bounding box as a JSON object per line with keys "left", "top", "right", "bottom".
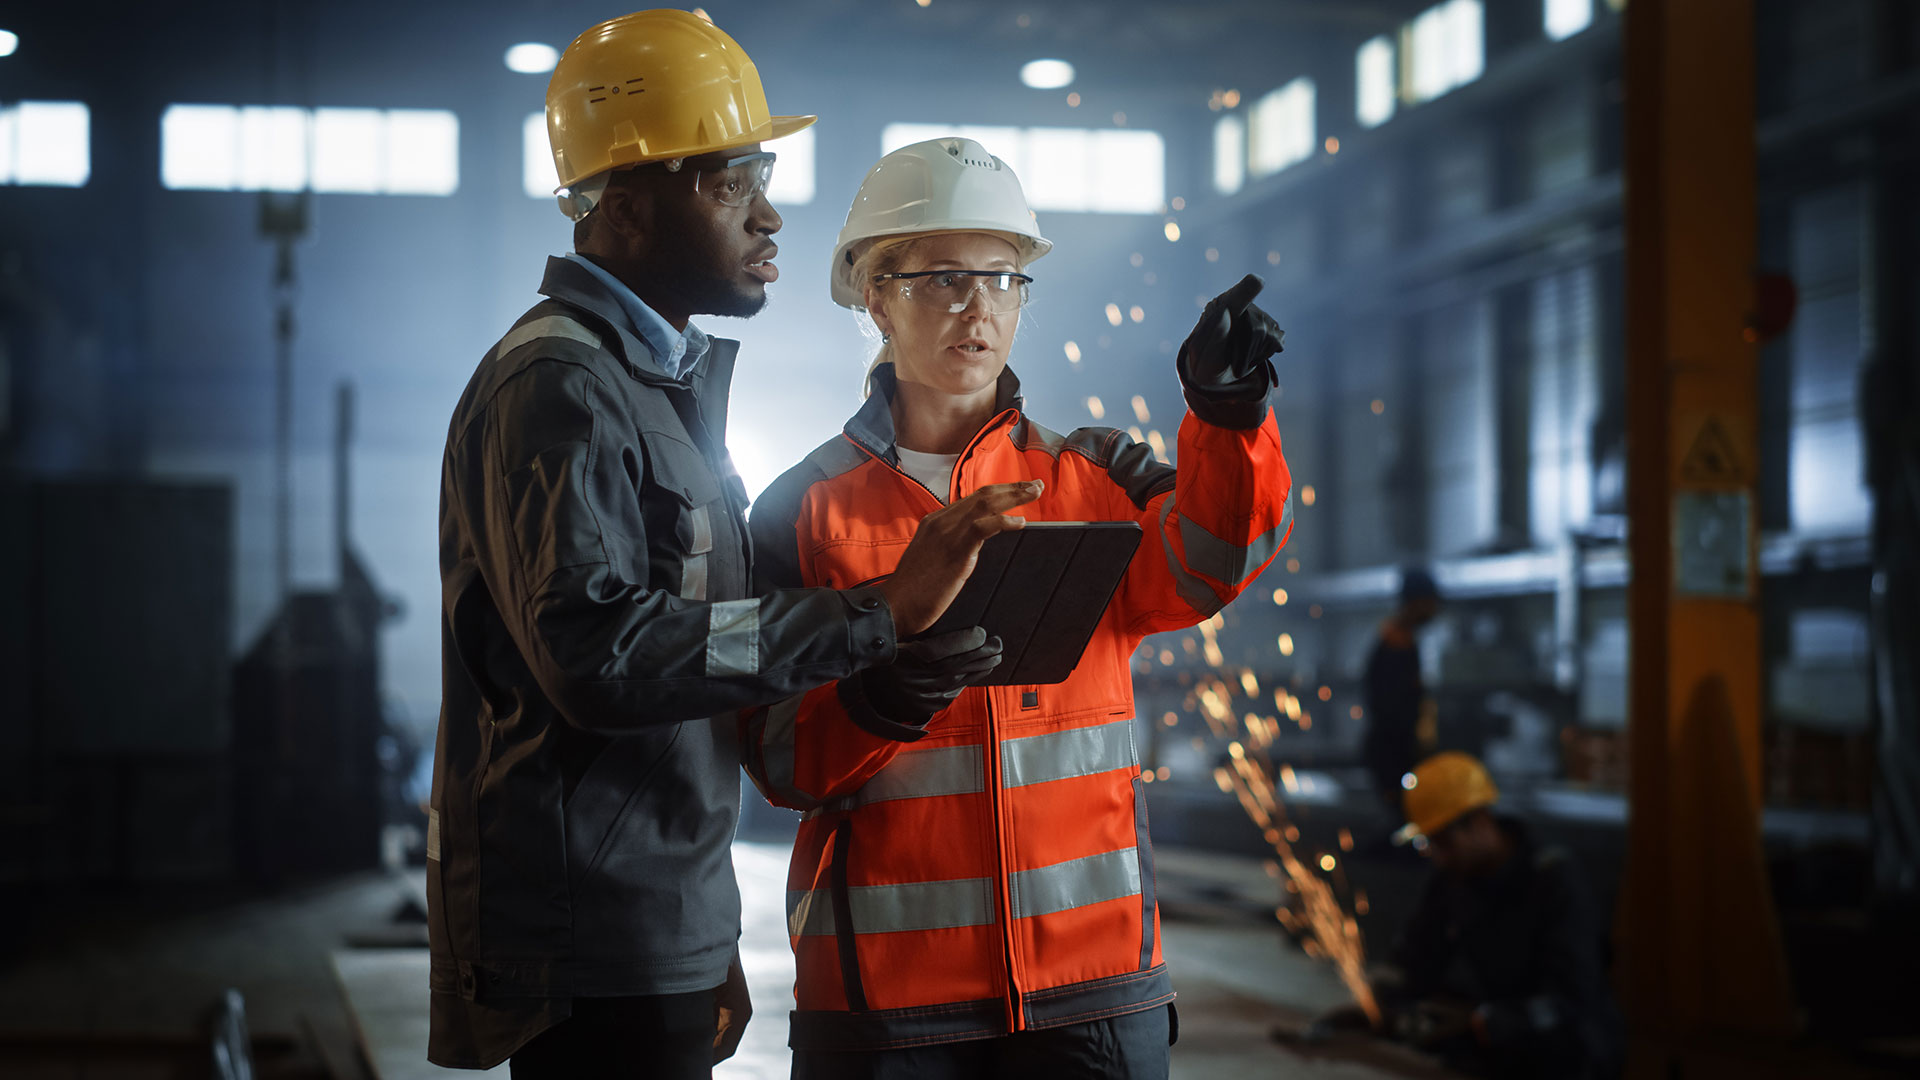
{"left": 1681, "top": 417, "right": 1744, "bottom": 485}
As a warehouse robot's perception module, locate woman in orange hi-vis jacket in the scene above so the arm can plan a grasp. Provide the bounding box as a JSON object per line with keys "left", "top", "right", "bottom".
{"left": 742, "top": 137, "right": 1292, "bottom": 1080}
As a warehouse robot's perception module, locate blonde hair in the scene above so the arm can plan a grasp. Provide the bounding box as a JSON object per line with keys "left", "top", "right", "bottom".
{"left": 851, "top": 235, "right": 926, "bottom": 397}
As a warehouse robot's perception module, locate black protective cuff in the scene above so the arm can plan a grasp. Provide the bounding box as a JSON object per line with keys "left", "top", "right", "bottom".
{"left": 840, "top": 586, "right": 898, "bottom": 669}
{"left": 1177, "top": 345, "right": 1274, "bottom": 430}
{"left": 836, "top": 672, "right": 933, "bottom": 743}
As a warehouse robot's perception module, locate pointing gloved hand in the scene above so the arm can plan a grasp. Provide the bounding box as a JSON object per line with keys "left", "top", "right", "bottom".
{"left": 1179, "top": 273, "right": 1286, "bottom": 389}
{"left": 861, "top": 626, "right": 1004, "bottom": 726}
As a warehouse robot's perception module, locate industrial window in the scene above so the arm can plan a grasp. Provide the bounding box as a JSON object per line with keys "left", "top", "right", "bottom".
{"left": 160, "top": 105, "right": 459, "bottom": 195}
{"left": 523, "top": 114, "right": 815, "bottom": 206}
{"left": 1356, "top": 36, "right": 1397, "bottom": 128}
{"left": 1544, "top": 0, "right": 1593, "bottom": 41}
{"left": 1213, "top": 114, "right": 1246, "bottom": 195}
{"left": 879, "top": 123, "right": 1166, "bottom": 214}
{"left": 1404, "top": 0, "right": 1484, "bottom": 104}
{"left": 1247, "top": 77, "right": 1315, "bottom": 179}
{"left": 0, "top": 101, "right": 90, "bottom": 187}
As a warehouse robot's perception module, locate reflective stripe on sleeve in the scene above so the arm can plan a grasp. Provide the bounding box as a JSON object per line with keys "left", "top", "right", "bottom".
{"left": 1177, "top": 494, "right": 1293, "bottom": 586}
{"left": 707, "top": 598, "right": 760, "bottom": 676}
{"left": 1008, "top": 846, "right": 1142, "bottom": 920}
{"left": 787, "top": 876, "right": 997, "bottom": 936}
{"left": 1000, "top": 718, "right": 1137, "bottom": 789}
{"left": 755, "top": 691, "right": 808, "bottom": 803}
{"left": 1158, "top": 494, "right": 1225, "bottom": 616}
{"left": 490, "top": 314, "right": 603, "bottom": 361}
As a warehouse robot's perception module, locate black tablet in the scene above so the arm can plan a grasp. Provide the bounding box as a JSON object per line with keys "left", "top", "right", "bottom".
{"left": 920, "top": 521, "right": 1143, "bottom": 686}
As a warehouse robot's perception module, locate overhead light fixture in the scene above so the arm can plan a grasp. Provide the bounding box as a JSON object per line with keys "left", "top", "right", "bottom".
{"left": 0, "top": 30, "right": 18, "bottom": 58}
{"left": 504, "top": 42, "right": 559, "bottom": 74}
{"left": 1020, "top": 59, "right": 1074, "bottom": 90}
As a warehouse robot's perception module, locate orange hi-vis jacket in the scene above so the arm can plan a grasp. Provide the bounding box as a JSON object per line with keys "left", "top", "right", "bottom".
{"left": 742, "top": 364, "right": 1292, "bottom": 1051}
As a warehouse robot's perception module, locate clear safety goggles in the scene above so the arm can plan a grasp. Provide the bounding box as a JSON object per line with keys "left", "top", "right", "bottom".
{"left": 874, "top": 270, "right": 1034, "bottom": 314}
{"left": 557, "top": 150, "right": 778, "bottom": 222}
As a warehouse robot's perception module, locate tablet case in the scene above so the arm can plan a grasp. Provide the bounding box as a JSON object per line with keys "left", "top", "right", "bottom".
{"left": 920, "top": 521, "right": 1143, "bottom": 685}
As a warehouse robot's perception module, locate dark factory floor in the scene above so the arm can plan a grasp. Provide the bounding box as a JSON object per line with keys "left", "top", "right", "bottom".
{"left": 1, "top": 823, "right": 1912, "bottom": 1080}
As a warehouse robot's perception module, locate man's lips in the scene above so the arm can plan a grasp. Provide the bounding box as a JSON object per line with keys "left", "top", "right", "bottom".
{"left": 745, "top": 249, "right": 778, "bottom": 283}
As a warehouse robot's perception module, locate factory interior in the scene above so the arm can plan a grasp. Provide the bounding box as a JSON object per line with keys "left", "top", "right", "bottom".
{"left": 1, "top": 0, "right": 1917, "bottom": 1077}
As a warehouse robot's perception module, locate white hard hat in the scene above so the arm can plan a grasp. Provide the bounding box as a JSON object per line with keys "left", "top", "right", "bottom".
{"left": 829, "top": 137, "right": 1053, "bottom": 310}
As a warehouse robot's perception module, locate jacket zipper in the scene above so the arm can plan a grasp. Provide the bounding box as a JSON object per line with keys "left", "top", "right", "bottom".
{"left": 983, "top": 688, "right": 1025, "bottom": 1033}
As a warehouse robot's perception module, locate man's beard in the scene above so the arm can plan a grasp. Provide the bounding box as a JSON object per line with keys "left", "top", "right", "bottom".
{"left": 683, "top": 274, "right": 769, "bottom": 319}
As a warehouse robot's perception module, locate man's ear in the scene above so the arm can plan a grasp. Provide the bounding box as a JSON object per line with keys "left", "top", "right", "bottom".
{"left": 596, "top": 175, "right": 654, "bottom": 256}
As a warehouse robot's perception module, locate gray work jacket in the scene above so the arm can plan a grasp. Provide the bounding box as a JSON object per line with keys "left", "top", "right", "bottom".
{"left": 428, "top": 257, "right": 897, "bottom": 1068}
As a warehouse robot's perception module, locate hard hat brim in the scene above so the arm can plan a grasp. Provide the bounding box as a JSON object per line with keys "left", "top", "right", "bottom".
{"left": 767, "top": 115, "right": 817, "bottom": 141}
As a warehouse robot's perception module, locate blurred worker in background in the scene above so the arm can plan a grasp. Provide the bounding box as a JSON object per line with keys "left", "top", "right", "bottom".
{"left": 429, "top": 13, "right": 1029, "bottom": 1077}
{"left": 742, "top": 137, "right": 1294, "bottom": 1079}
{"left": 1362, "top": 566, "right": 1443, "bottom": 824}
{"left": 1363, "top": 752, "right": 1624, "bottom": 1079}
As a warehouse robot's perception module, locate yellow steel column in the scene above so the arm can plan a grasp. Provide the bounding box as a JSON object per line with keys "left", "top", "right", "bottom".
{"left": 1622, "top": 0, "right": 1796, "bottom": 1074}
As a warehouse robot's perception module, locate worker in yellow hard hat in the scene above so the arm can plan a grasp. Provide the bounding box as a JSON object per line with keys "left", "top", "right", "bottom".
{"left": 429, "top": 11, "right": 1032, "bottom": 1076}
{"left": 1319, "top": 752, "right": 1623, "bottom": 1079}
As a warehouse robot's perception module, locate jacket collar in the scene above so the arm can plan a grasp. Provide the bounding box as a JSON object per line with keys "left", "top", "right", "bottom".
{"left": 536, "top": 255, "right": 738, "bottom": 389}
{"left": 846, "top": 362, "right": 1026, "bottom": 462}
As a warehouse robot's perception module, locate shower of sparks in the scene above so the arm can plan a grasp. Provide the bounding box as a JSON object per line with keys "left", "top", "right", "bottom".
{"left": 1131, "top": 395, "right": 1151, "bottom": 423}
{"left": 1064, "top": 340, "right": 1082, "bottom": 364}
{"left": 1272, "top": 587, "right": 1289, "bottom": 606}
{"left": 1086, "top": 395, "right": 1105, "bottom": 419}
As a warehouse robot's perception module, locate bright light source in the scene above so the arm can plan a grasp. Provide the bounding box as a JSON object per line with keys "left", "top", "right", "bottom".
{"left": 0, "top": 30, "right": 17, "bottom": 58}
{"left": 383, "top": 109, "right": 459, "bottom": 195}
{"left": 1405, "top": 0, "right": 1484, "bottom": 104}
{"left": 1, "top": 101, "right": 90, "bottom": 187}
{"left": 1356, "top": 36, "right": 1396, "bottom": 127}
{"left": 163, "top": 104, "right": 458, "bottom": 194}
{"left": 1020, "top": 58, "right": 1075, "bottom": 90}
{"left": 523, "top": 112, "right": 552, "bottom": 197}
{"left": 504, "top": 42, "right": 559, "bottom": 74}
{"left": 1163, "top": 221, "right": 1180, "bottom": 242}
{"left": 1544, "top": 0, "right": 1592, "bottom": 40}
{"left": 1249, "top": 77, "right": 1314, "bottom": 178}
{"left": 1213, "top": 114, "right": 1245, "bottom": 194}
{"left": 765, "top": 123, "right": 815, "bottom": 205}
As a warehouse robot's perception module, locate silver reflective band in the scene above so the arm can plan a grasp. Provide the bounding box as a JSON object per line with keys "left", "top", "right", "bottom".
{"left": 681, "top": 552, "right": 709, "bottom": 601}
{"left": 787, "top": 876, "right": 996, "bottom": 936}
{"left": 829, "top": 744, "right": 985, "bottom": 813}
{"left": 707, "top": 599, "right": 760, "bottom": 676}
{"left": 426, "top": 807, "right": 441, "bottom": 862}
{"left": 1000, "top": 719, "right": 1137, "bottom": 789}
{"left": 755, "top": 692, "right": 808, "bottom": 803}
{"left": 686, "top": 505, "right": 714, "bottom": 554}
{"left": 1178, "top": 496, "right": 1293, "bottom": 585}
{"left": 490, "top": 315, "right": 604, "bottom": 360}
{"left": 1009, "top": 846, "right": 1142, "bottom": 920}
{"left": 1158, "top": 494, "right": 1225, "bottom": 616}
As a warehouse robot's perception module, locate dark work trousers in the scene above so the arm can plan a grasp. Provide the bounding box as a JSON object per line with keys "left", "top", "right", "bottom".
{"left": 792, "top": 1004, "right": 1176, "bottom": 1080}
{"left": 510, "top": 989, "right": 716, "bottom": 1079}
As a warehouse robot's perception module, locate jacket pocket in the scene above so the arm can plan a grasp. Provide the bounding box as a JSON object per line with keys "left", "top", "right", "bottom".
{"left": 638, "top": 428, "right": 726, "bottom": 600}
{"left": 562, "top": 725, "right": 682, "bottom": 898}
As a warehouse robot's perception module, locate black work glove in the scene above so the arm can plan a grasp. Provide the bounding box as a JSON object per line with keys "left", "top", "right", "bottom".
{"left": 840, "top": 627, "right": 1003, "bottom": 740}
{"left": 1176, "top": 274, "right": 1285, "bottom": 429}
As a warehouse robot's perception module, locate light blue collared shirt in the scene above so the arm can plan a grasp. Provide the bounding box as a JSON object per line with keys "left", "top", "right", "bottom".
{"left": 563, "top": 253, "right": 712, "bottom": 381}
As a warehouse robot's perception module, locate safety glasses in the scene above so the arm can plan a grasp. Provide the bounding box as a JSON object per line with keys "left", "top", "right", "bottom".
{"left": 873, "top": 270, "right": 1034, "bottom": 314}
{"left": 691, "top": 151, "right": 776, "bottom": 208}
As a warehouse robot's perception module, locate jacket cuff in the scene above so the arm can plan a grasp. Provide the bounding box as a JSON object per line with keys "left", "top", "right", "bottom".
{"left": 841, "top": 586, "right": 898, "bottom": 669}
{"left": 836, "top": 674, "right": 932, "bottom": 743}
{"left": 1176, "top": 346, "right": 1274, "bottom": 430}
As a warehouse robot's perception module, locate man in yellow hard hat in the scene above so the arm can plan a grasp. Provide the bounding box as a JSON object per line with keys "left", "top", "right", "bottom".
{"left": 1363, "top": 752, "right": 1624, "bottom": 1079}
{"left": 428, "top": 11, "right": 1038, "bottom": 1076}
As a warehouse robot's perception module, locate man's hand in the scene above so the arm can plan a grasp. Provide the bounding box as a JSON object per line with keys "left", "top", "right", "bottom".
{"left": 711, "top": 954, "right": 751, "bottom": 1064}
{"left": 861, "top": 627, "right": 1004, "bottom": 725}
{"left": 1181, "top": 273, "right": 1285, "bottom": 387}
{"left": 880, "top": 480, "right": 1043, "bottom": 636}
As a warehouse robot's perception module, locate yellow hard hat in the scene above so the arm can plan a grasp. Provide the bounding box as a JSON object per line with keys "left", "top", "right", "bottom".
{"left": 545, "top": 9, "right": 816, "bottom": 194}
{"left": 1398, "top": 752, "right": 1500, "bottom": 843}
